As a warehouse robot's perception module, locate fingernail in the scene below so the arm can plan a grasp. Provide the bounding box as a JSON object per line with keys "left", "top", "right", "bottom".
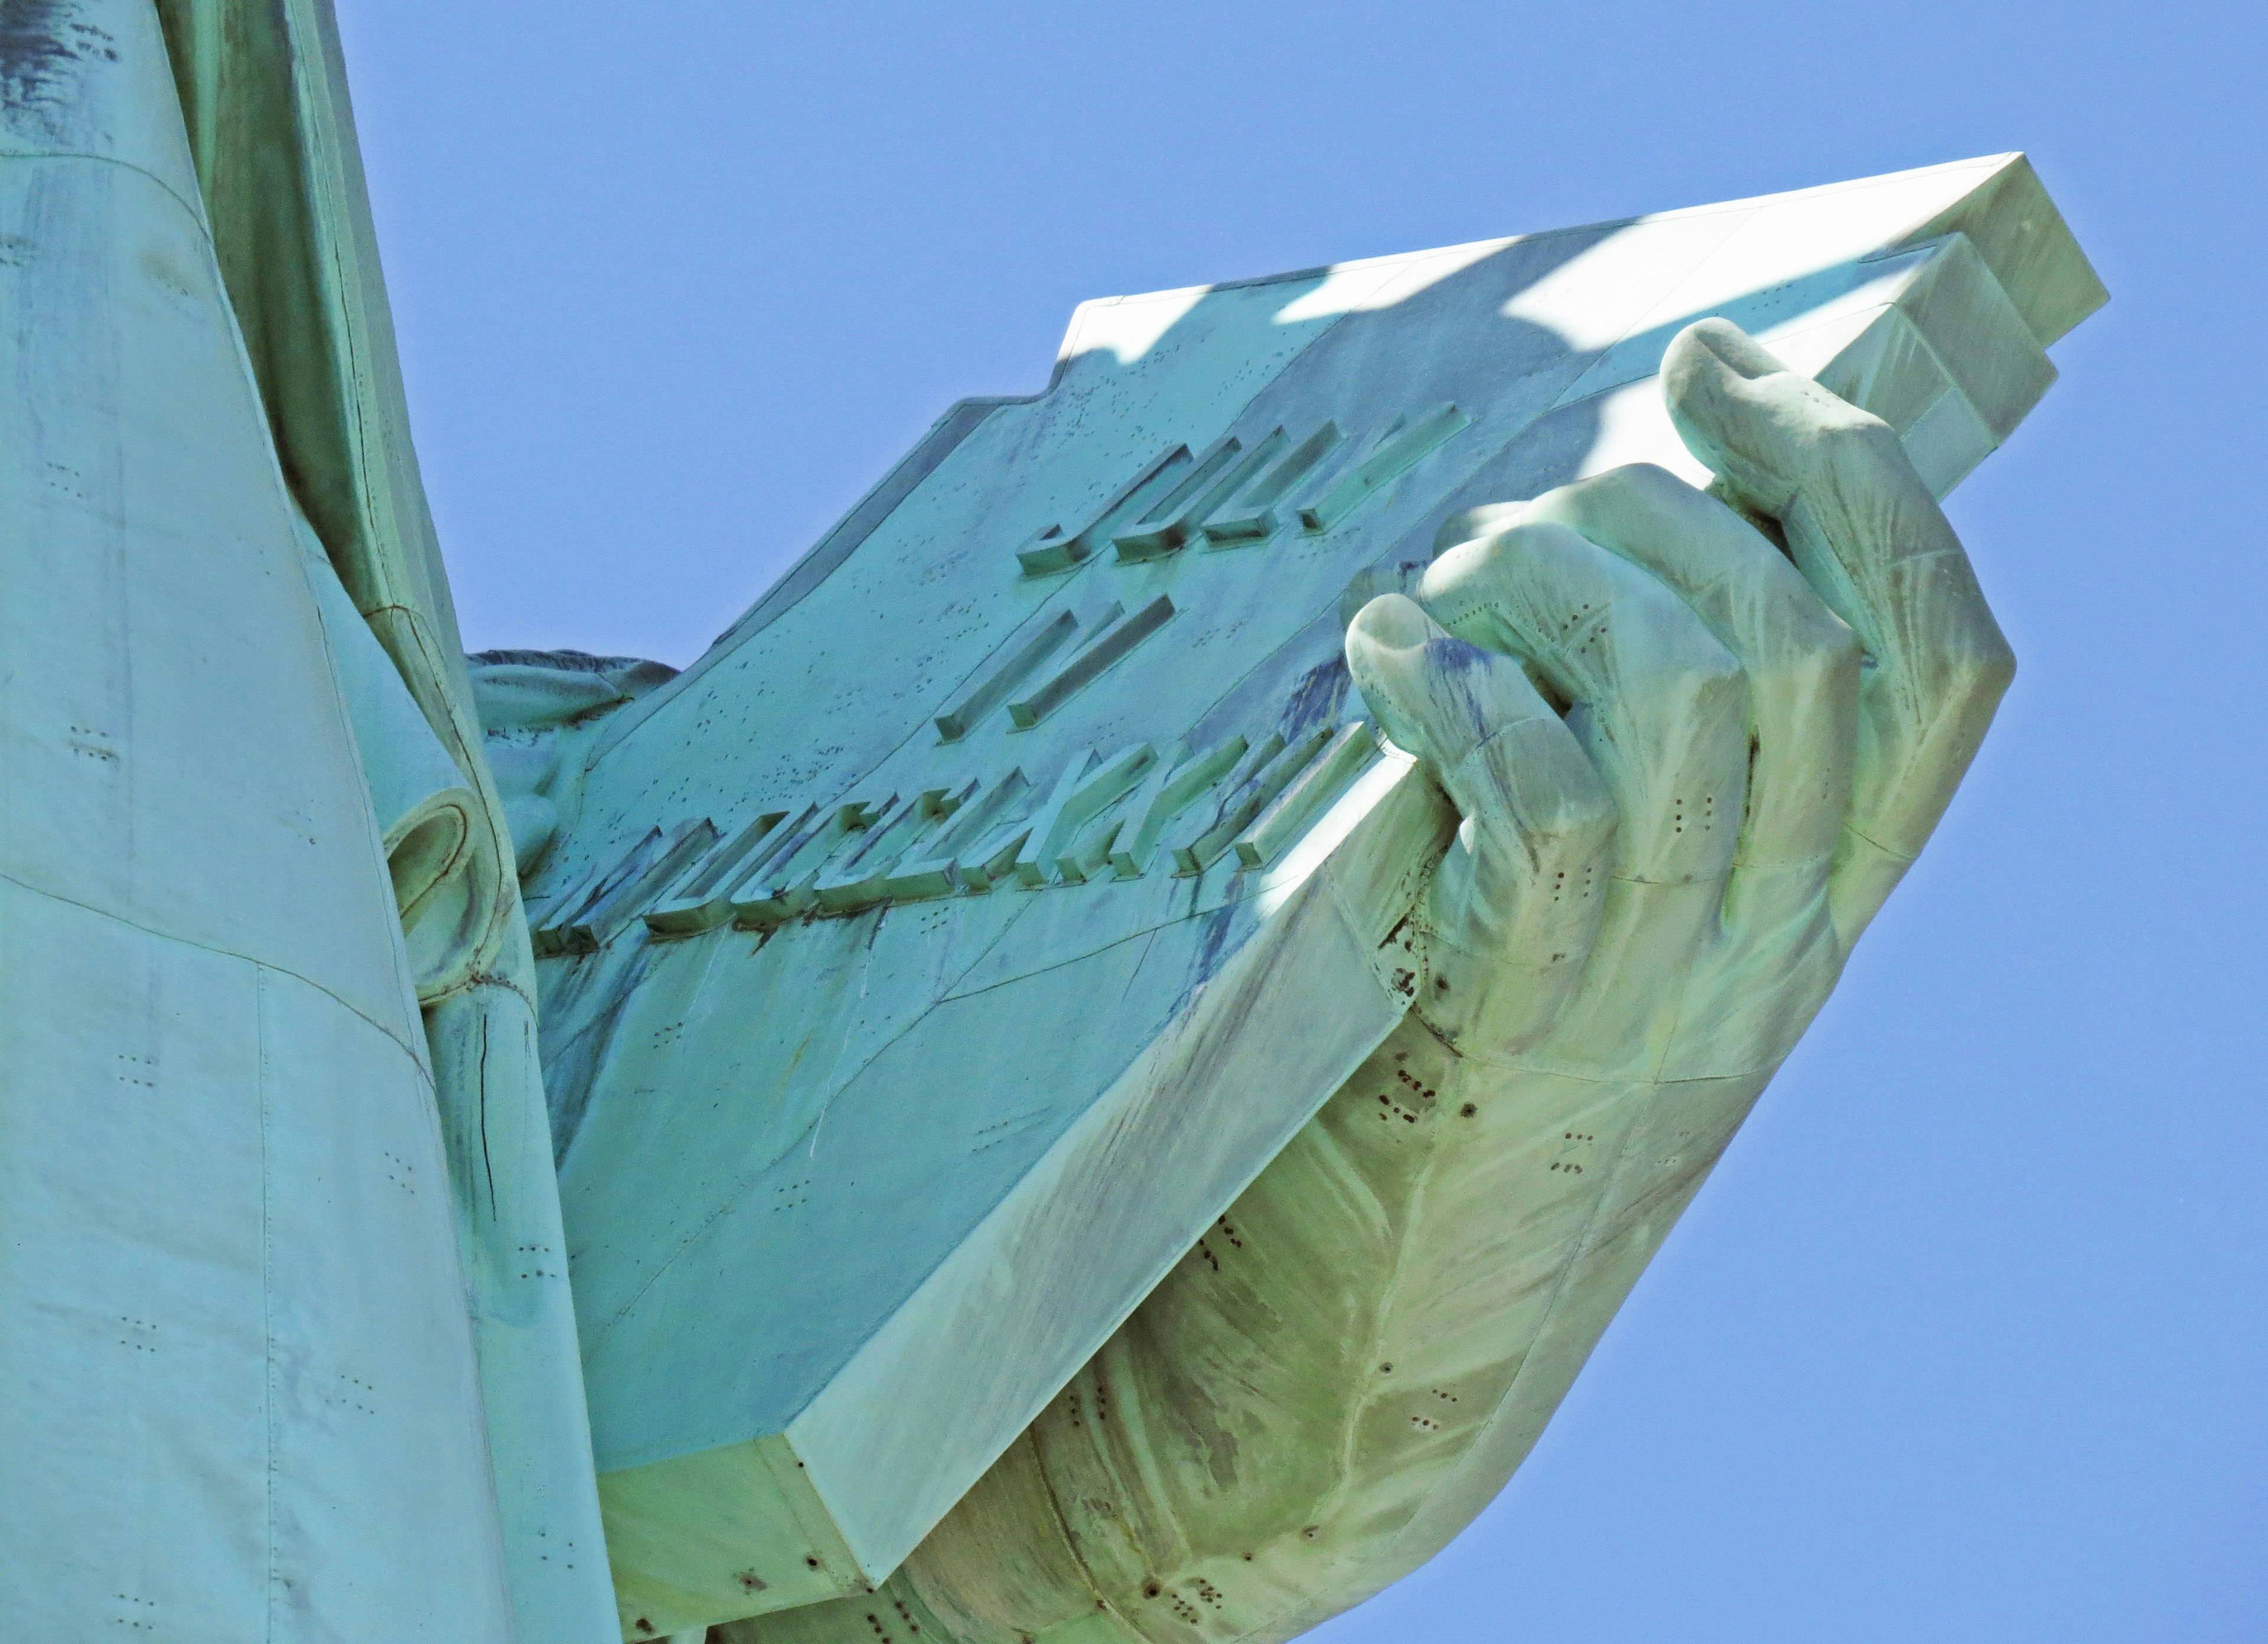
{"left": 1670, "top": 317, "right": 1788, "bottom": 383}
{"left": 1347, "top": 592, "right": 1433, "bottom": 652}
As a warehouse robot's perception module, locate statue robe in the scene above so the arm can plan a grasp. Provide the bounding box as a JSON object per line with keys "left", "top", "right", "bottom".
{"left": 0, "top": 2, "right": 614, "bottom": 1637}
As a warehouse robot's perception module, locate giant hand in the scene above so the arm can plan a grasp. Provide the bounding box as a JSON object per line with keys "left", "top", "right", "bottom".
{"left": 737, "top": 317, "right": 2014, "bottom": 1644}
{"left": 1348, "top": 310, "right": 2012, "bottom": 1084}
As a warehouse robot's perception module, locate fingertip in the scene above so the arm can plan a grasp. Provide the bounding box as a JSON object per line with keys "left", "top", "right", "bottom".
{"left": 1667, "top": 317, "right": 1790, "bottom": 384}
{"left": 1344, "top": 595, "right": 1439, "bottom": 764}
{"left": 1345, "top": 591, "right": 1436, "bottom": 654}
{"left": 1663, "top": 320, "right": 1804, "bottom": 515}
{"left": 1661, "top": 319, "right": 1809, "bottom": 445}
{"left": 1660, "top": 321, "right": 1774, "bottom": 445}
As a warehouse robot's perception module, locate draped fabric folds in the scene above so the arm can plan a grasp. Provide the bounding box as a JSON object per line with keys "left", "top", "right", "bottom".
{"left": 148, "top": 6, "right": 620, "bottom": 1639}
{"left": 153, "top": 0, "right": 516, "bottom": 998}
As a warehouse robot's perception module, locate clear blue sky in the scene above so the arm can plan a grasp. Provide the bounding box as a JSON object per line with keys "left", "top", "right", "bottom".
{"left": 331, "top": 3, "right": 2264, "bottom": 1637}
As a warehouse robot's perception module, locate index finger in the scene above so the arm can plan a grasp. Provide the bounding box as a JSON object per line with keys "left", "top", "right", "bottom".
{"left": 1662, "top": 318, "right": 2017, "bottom": 939}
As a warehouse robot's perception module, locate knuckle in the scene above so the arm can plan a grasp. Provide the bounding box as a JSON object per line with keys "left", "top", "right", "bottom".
{"left": 1420, "top": 533, "right": 1508, "bottom": 607}
{"left": 1750, "top": 613, "right": 1862, "bottom": 701}
{"left": 1810, "top": 615, "right": 1867, "bottom": 670}
{"left": 1556, "top": 785, "right": 1619, "bottom": 843}
{"left": 1811, "top": 411, "right": 1914, "bottom": 484}
{"left": 1523, "top": 787, "right": 1618, "bottom": 868}
{"left": 1800, "top": 381, "right": 1898, "bottom": 442}
{"left": 1429, "top": 499, "right": 1527, "bottom": 556}
{"left": 1555, "top": 464, "right": 1643, "bottom": 506}
{"left": 1543, "top": 463, "right": 1696, "bottom": 535}
{"left": 1935, "top": 624, "right": 2018, "bottom": 704}
{"left": 1597, "top": 461, "right": 1691, "bottom": 504}
{"left": 1643, "top": 656, "right": 1749, "bottom": 749}
{"left": 1653, "top": 636, "right": 1747, "bottom": 707}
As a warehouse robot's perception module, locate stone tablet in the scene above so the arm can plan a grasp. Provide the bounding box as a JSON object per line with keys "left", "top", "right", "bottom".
{"left": 515, "top": 154, "right": 2102, "bottom": 1627}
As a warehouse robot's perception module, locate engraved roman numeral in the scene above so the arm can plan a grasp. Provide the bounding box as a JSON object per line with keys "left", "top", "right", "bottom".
{"left": 1296, "top": 405, "right": 1471, "bottom": 533}
{"left": 535, "top": 714, "right": 1381, "bottom": 953}
{"left": 1011, "top": 406, "right": 1472, "bottom": 574}
{"left": 1016, "top": 447, "right": 1194, "bottom": 575}
{"left": 1006, "top": 595, "right": 1174, "bottom": 729}
{"left": 1112, "top": 435, "right": 1277, "bottom": 561}
{"left": 1201, "top": 423, "right": 1342, "bottom": 547}
{"left": 934, "top": 611, "right": 1079, "bottom": 741}
{"left": 644, "top": 809, "right": 792, "bottom": 936}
